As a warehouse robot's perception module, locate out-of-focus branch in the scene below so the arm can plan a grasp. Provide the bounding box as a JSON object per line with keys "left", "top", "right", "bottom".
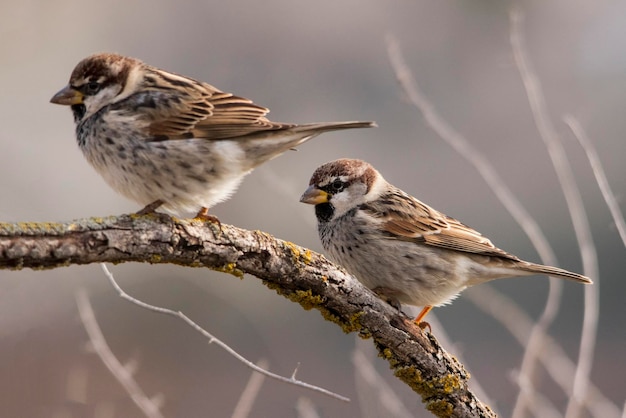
{"left": 0, "top": 215, "right": 495, "bottom": 417}
{"left": 465, "top": 286, "right": 620, "bottom": 418}
{"left": 385, "top": 34, "right": 559, "bottom": 266}
{"left": 76, "top": 289, "right": 165, "bottom": 418}
{"left": 386, "top": 33, "right": 566, "bottom": 416}
{"left": 353, "top": 345, "right": 416, "bottom": 418}
{"left": 564, "top": 115, "right": 626, "bottom": 248}
{"left": 231, "top": 358, "right": 269, "bottom": 418}
{"left": 509, "top": 9, "right": 600, "bottom": 418}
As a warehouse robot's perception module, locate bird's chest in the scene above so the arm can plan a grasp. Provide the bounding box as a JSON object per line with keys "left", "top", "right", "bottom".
{"left": 76, "top": 114, "right": 149, "bottom": 176}
{"left": 318, "top": 215, "right": 379, "bottom": 271}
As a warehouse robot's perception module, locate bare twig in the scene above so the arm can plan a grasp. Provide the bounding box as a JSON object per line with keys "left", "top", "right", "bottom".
{"left": 99, "top": 264, "right": 350, "bottom": 403}
{"left": 231, "top": 359, "right": 269, "bottom": 418}
{"left": 564, "top": 114, "right": 626, "bottom": 247}
{"left": 75, "top": 289, "right": 165, "bottom": 418}
{"left": 385, "top": 34, "right": 559, "bottom": 266}
{"left": 353, "top": 344, "right": 416, "bottom": 418}
{"left": 510, "top": 8, "right": 600, "bottom": 418}
{"left": 509, "top": 369, "right": 562, "bottom": 418}
{"left": 465, "top": 286, "right": 620, "bottom": 417}
{"left": 296, "top": 397, "right": 322, "bottom": 418}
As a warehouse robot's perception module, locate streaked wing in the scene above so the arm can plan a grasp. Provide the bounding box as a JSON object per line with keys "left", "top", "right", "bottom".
{"left": 362, "top": 187, "right": 520, "bottom": 261}
{"left": 138, "top": 68, "right": 287, "bottom": 140}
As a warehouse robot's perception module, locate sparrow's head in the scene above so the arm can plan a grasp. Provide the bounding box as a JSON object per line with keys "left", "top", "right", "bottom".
{"left": 300, "top": 158, "right": 386, "bottom": 222}
{"left": 50, "top": 53, "right": 144, "bottom": 122}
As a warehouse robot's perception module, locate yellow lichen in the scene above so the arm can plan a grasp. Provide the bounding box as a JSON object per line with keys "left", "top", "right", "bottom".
{"left": 283, "top": 241, "right": 312, "bottom": 264}
{"left": 213, "top": 262, "right": 244, "bottom": 278}
{"left": 261, "top": 283, "right": 364, "bottom": 333}
{"left": 291, "top": 289, "right": 325, "bottom": 310}
{"left": 380, "top": 348, "right": 394, "bottom": 360}
{"left": 426, "top": 400, "right": 454, "bottom": 417}
{"left": 393, "top": 365, "right": 463, "bottom": 409}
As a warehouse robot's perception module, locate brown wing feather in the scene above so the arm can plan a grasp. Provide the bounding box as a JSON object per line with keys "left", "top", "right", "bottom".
{"left": 366, "top": 188, "right": 521, "bottom": 261}
{"left": 141, "top": 68, "right": 287, "bottom": 140}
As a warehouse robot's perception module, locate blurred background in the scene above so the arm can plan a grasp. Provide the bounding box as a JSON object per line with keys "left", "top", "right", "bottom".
{"left": 1, "top": 0, "right": 625, "bottom": 416}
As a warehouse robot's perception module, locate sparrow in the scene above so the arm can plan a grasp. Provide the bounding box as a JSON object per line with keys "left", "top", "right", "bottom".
{"left": 300, "top": 158, "right": 592, "bottom": 325}
{"left": 50, "top": 53, "right": 375, "bottom": 218}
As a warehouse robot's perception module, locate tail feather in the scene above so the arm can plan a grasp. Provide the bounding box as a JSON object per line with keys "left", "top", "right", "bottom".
{"left": 243, "top": 120, "right": 376, "bottom": 168}
{"left": 289, "top": 121, "right": 378, "bottom": 133}
{"left": 285, "top": 121, "right": 377, "bottom": 149}
{"left": 520, "top": 262, "right": 592, "bottom": 284}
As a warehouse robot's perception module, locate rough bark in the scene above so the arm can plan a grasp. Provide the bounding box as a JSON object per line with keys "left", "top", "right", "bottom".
{"left": 0, "top": 214, "right": 496, "bottom": 417}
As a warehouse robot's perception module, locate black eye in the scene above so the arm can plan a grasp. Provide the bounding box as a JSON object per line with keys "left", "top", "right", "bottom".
{"left": 85, "top": 80, "right": 101, "bottom": 95}
{"left": 331, "top": 179, "right": 344, "bottom": 191}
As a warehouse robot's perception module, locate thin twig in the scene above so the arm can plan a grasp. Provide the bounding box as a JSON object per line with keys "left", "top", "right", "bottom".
{"left": 385, "top": 34, "right": 559, "bottom": 266}
{"left": 352, "top": 342, "right": 415, "bottom": 418}
{"left": 510, "top": 8, "right": 600, "bottom": 418}
{"left": 353, "top": 349, "right": 414, "bottom": 418}
{"left": 564, "top": 114, "right": 626, "bottom": 247}
{"left": 296, "top": 397, "right": 322, "bottom": 418}
{"left": 386, "top": 32, "right": 566, "bottom": 416}
{"left": 99, "top": 264, "right": 350, "bottom": 403}
{"left": 465, "top": 286, "right": 620, "bottom": 417}
{"left": 231, "top": 359, "right": 269, "bottom": 418}
{"left": 509, "top": 370, "right": 563, "bottom": 418}
{"left": 75, "top": 289, "right": 165, "bottom": 418}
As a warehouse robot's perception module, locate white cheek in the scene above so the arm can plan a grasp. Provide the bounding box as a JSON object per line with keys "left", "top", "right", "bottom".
{"left": 331, "top": 192, "right": 354, "bottom": 208}
{"left": 330, "top": 183, "right": 369, "bottom": 217}
{"left": 84, "top": 86, "right": 121, "bottom": 116}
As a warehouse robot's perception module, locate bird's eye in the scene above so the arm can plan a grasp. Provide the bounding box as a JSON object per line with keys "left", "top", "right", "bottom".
{"left": 331, "top": 179, "right": 344, "bottom": 191}
{"left": 85, "top": 80, "right": 101, "bottom": 95}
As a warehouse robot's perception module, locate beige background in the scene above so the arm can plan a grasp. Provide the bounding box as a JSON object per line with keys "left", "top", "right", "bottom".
{"left": 1, "top": 1, "right": 624, "bottom": 416}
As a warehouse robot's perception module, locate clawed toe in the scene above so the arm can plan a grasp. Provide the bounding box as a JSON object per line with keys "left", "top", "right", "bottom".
{"left": 194, "top": 207, "right": 222, "bottom": 231}
{"left": 416, "top": 320, "right": 432, "bottom": 333}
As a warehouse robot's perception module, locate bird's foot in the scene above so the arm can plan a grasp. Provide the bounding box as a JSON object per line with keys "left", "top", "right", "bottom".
{"left": 194, "top": 207, "right": 222, "bottom": 232}
{"left": 414, "top": 306, "right": 433, "bottom": 333}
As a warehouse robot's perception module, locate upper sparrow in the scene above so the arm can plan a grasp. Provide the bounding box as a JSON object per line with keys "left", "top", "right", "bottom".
{"left": 50, "top": 53, "right": 375, "bottom": 218}
{"left": 300, "top": 158, "right": 592, "bottom": 325}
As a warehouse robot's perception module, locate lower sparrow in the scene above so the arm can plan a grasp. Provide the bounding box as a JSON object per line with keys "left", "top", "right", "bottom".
{"left": 300, "top": 159, "right": 592, "bottom": 325}
{"left": 50, "top": 53, "right": 375, "bottom": 218}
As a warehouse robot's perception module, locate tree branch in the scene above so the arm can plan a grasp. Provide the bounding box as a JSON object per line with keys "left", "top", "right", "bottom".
{"left": 0, "top": 214, "right": 495, "bottom": 417}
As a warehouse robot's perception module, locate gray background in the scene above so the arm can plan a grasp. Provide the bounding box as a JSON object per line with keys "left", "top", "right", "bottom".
{"left": 1, "top": 0, "right": 624, "bottom": 416}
